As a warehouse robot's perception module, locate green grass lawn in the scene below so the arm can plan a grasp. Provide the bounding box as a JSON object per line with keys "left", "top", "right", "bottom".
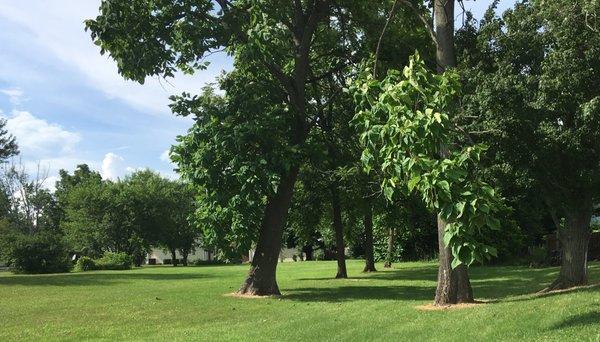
{"left": 1, "top": 260, "right": 599, "bottom": 341}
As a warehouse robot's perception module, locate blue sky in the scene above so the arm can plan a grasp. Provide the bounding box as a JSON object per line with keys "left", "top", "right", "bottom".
{"left": 0, "top": 0, "right": 514, "bottom": 189}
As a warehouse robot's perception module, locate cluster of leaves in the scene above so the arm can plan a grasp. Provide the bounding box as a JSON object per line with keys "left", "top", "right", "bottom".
{"left": 74, "top": 252, "right": 133, "bottom": 272}
{"left": 351, "top": 53, "right": 503, "bottom": 267}
{"left": 1, "top": 228, "right": 71, "bottom": 274}
{"left": 456, "top": 0, "right": 600, "bottom": 231}
{"left": 171, "top": 71, "right": 297, "bottom": 259}
{"left": 60, "top": 166, "right": 198, "bottom": 262}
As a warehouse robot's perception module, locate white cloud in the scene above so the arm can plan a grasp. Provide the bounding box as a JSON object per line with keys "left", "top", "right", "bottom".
{"left": 160, "top": 149, "right": 171, "bottom": 163}
{"left": 0, "top": 87, "right": 25, "bottom": 106}
{"left": 0, "top": 1, "right": 231, "bottom": 116}
{"left": 101, "top": 152, "right": 125, "bottom": 180}
{"left": 4, "top": 110, "right": 81, "bottom": 156}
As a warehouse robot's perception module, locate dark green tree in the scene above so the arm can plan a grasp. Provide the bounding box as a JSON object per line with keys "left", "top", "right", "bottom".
{"left": 456, "top": 0, "right": 600, "bottom": 290}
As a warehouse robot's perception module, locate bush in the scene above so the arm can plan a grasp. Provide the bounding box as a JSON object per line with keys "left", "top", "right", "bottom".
{"left": 95, "top": 252, "right": 133, "bottom": 270}
{"left": 9, "top": 232, "right": 71, "bottom": 274}
{"left": 163, "top": 259, "right": 172, "bottom": 265}
{"left": 529, "top": 245, "right": 549, "bottom": 268}
{"left": 74, "top": 252, "right": 133, "bottom": 272}
{"left": 74, "top": 256, "right": 96, "bottom": 272}
{"left": 193, "top": 259, "right": 224, "bottom": 266}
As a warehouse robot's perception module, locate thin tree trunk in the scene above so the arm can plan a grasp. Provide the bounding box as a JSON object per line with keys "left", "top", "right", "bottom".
{"left": 170, "top": 248, "right": 178, "bottom": 267}
{"left": 432, "top": 0, "right": 474, "bottom": 305}
{"left": 544, "top": 200, "right": 592, "bottom": 291}
{"left": 181, "top": 249, "right": 189, "bottom": 266}
{"left": 332, "top": 185, "right": 347, "bottom": 278}
{"left": 384, "top": 227, "right": 395, "bottom": 268}
{"left": 303, "top": 245, "right": 314, "bottom": 261}
{"left": 238, "top": 166, "right": 299, "bottom": 296}
{"left": 363, "top": 204, "right": 377, "bottom": 272}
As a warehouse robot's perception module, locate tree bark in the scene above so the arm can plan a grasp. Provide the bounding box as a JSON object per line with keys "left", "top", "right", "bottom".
{"left": 432, "top": 0, "right": 474, "bottom": 306}
{"left": 303, "top": 245, "right": 314, "bottom": 261}
{"left": 384, "top": 227, "right": 395, "bottom": 268}
{"left": 331, "top": 185, "right": 348, "bottom": 278}
{"left": 181, "top": 249, "right": 189, "bottom": 266}
{"left": 363, "top": 204, "right": 377, "bottom": 272}
{"left": 170, "top": 248, "right": 178, "bottom": 267}
{"left": 238, "top": 166, "right": 300, "bottom": 296}
{"left": 544, "top": 200, "right": 592, "bottom": 291}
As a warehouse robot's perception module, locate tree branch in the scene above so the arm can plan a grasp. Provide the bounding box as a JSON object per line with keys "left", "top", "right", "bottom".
{"left": 374, "top": 0, "right": 399, "bottom": 78}
{"left": 398, "top": 0, "right": 438, "bottom": 47}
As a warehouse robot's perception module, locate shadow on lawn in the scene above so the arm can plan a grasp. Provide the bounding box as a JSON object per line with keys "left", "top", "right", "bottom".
{"left": 0, "top": 270, "right": 211, "bottom": 287}
{"left": 550, "top": 309, "right": 600, "bottom": 330}
{"left": 292, "top": 262, "right": 600, "bottom": 302}
{"left": 283, "top": 285, "right": 433, "bottom": 302}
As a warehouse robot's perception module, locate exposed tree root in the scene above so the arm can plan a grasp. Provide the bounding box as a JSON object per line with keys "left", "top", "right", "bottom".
{"left": 537, "top": 281, "right": 598, "bottom": 295}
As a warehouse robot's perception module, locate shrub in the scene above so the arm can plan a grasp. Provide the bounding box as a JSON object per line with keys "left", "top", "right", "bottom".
{"left": 529, "top": 246, "right": 549, "bottom": 268}
{"left": 74, "top": 256, "right": 96, "bottom": 272}
{"left": 9, "top": 232, "right": 71, "bottom": 274}
{"left": 163, "top": 258, "right": 172, "bottom": 265}
{"left": 193, "top": 259, "right": 224, "bottom": 266}
{"left": 95, "top": 252, "right": 133, "bottom": 270}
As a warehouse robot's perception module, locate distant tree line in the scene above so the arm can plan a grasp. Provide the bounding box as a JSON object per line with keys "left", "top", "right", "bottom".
{"left": 0, "top": 147, "right": 199, "bottom": 272}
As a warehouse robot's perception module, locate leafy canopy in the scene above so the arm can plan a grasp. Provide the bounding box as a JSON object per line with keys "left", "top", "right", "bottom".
{"left": 351, "top": 53, "right": 502, "bottom": 267}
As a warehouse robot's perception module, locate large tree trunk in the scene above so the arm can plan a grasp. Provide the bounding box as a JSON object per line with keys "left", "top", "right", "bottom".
{"left": 384, "top": 227, "right": 395, "bottom": 268}
{"left": 545, "top": 200, "right": 592, "bottom": 291}
{"left": 238, "top": 166, "right": 300, "bottom": 296}
{"left": 433, "top": 215, "right": 474, "bottom": 305}
{"left": 434, "top": 215, "right": 456, "bottom": 304}
{"left": 432, "top": 0, "right": 473, "bottom": 305}
{"left": 434, "top": 0, "right": 456, "bottom": 74}
{"left": 363, "top": 204, "right": 377, "bottom": 272}
{"left": 331, "top": 185, "right": 348, "bottom": 278}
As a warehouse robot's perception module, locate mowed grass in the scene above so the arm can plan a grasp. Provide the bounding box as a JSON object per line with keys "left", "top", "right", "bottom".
{"left": 0, "top": 260, "right": 599, "bottom": 341}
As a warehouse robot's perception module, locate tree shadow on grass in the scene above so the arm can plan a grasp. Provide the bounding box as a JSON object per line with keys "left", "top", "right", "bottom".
{"left": 0, "top": 271, "right": 212, "bottom": 287}
{"left": 295, "top": 266, "right": 438, "bottom": 282}
{"left": 292, "top": 262, "right": 600, "bottom": 302}
{"left": 550, "top": 309, "right": 600, "bottom": 330}
{"left": 282, "top": 285, "right": 433, "bottom": 302}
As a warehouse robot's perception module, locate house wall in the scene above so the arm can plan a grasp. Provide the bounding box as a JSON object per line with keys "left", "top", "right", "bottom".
{"left": 248, "top": 247, "right": 300, "bottom": 263}
{"left": 147, "top": 247, "right": 212, "bottom": 264}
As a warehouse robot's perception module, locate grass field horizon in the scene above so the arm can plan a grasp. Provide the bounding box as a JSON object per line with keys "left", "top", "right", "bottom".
{"left": 1, "top": 260, "right": 599, "bottom": 341}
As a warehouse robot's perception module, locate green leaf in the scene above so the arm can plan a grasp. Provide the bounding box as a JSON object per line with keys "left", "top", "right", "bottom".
{"left": 451, "top": 258, "right": 462, "bottom": 269}
{"left": 455, "top": 201, "right": 466, "bottom": 218}
{"left": 437, "top": 180, "right": 450, "bottom": 193}
{"left": 442, "top": 231, "right": 453, "bottom": 247}
{"left": 407, "top": 175, "right": 421, "bottom": 192}
{"left": 383, "top": 186, "right": 394, "bottom": 201}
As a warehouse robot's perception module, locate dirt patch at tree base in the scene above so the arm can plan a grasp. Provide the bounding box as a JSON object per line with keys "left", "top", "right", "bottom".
{"left": 415, "top": 300, "right": 488, "bottom": 311}
{"left": 224, "top": 292, "right": 281, "bottom": 299}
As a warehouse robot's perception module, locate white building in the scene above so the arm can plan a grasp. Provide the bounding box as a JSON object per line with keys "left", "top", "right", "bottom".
{"left": 146, "top": 247, "right": 213, "bottom": 265}
{"left": 248, "top": 247, "right": 300, "bottom": 263}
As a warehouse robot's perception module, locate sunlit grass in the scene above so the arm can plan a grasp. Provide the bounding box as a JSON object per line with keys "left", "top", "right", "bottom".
{"left": 0, "top": 260, "right": 598, "bottom": 341}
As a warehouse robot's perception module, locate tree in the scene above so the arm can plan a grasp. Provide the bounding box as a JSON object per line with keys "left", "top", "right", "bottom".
{"left": 0, "top": 118, "right": 18, "bottom": 161}
{"left": 352, "top": 53, "right": 503, "bottom": 305}
{"left": 127, "top": 170, "right": 198, "bottom": 266}
{"left": 0, "top": 162, "right": 56, "bottom": 235}
{"left": 87, "top": 0, "right": 344, "bottom": 295}
{"left": 376, "top": 0, "right": 480, "bottom": 305}
{"left": 87, "top": 0, "right": 441, "bottom": 294}
{"left": 456, "top": 0, "right": 600, "bottom": 290}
